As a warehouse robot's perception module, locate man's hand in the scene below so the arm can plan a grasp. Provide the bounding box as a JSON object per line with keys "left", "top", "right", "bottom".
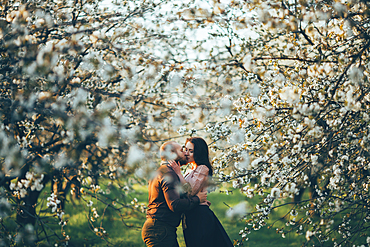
{"left": 196, "top": 191, "right": 207, "bottom": 203}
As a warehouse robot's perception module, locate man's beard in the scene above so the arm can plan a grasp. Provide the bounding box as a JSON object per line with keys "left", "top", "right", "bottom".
{"left": 176, "top": 156, "right": 187, "bottom": 166}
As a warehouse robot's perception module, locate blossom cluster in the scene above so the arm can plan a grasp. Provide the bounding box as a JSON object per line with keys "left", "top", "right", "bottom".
{"left": 47, "top": 193, "right": 60, "bottom": 213}
{"left": 46, "top": 192, "right": 65, "bottom": 221}
{"left": 1, "top": 0, "right": 370, "bottom": 246}
{"left": 9, "top": 172, "right": 44, "bottom": 198}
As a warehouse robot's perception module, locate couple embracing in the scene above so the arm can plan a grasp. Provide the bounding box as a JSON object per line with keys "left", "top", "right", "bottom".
{"left": 142, "top": 137, "right": 233, "bottom": 247}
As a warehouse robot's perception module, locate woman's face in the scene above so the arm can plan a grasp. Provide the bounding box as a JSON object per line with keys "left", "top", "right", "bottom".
{"left": 185, "top": 141, "right": 194, "bottom": 163}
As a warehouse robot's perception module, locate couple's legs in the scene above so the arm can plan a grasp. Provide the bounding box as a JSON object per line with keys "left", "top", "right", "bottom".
{"left": 183, "top": 205, "right": 214, "bottom": 247}
{"left": 183, "top": 205, "right": 233, "bottom": 247}
{"left": 142, "top": 218, "right": 179, "bottom": 247}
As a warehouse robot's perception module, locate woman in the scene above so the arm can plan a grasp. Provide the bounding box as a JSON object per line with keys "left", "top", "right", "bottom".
{"left": 169, "top": 137, "right": 233, "bottom": 247}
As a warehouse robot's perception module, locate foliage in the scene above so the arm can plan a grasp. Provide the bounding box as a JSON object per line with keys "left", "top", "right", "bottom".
{"left": 198, "top": 0, "right": 370, "bottom": 246}
{"left": 39, "top": 184, "right": 304, "bottom": 246}
{"left": 0, "top": 0, "right": 175, "bottom": 245}
{"left": 1, "top": 0, "right": 370, "bottom": 246}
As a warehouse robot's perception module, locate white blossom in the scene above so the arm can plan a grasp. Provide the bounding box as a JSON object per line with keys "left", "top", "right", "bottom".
{"left": 126, "top": 145, "right": 145, "bottom": 166}
{"left": 270, "top": 187, "right": 281, "bottom": 198}
{"left": 226, "top": 201, "right": 250, "bottom": 219}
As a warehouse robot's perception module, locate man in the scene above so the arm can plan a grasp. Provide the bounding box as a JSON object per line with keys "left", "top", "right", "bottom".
{"left": 142, "top": 141, "right": 207, "bottom": 247}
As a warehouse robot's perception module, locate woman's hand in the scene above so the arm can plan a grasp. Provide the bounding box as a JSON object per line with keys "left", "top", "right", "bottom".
{"left": 168, "top": 160, "right": 187, "bottom": 184}
{"left": 168, "top": 160, "right": 181, "bottom": 175}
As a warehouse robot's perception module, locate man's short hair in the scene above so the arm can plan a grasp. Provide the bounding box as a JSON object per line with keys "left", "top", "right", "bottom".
{"left": 160, "top": 141, "right": 178, "bottom": 161}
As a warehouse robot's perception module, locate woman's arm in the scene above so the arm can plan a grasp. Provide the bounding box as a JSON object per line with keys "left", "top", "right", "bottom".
{"left": 168, "top": 160, "right": 187, "bottom": 184}
{"left": 189, "top": 165, "right": 209, "bottom": 196}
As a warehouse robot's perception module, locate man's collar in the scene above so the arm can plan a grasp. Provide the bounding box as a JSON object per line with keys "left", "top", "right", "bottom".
{"left": 160, "top": 160, "right": 169, "bottom": 166}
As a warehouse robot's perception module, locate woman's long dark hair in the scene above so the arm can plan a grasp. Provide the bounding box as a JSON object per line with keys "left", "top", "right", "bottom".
{"left": 186, "top": 137, "right": 213, "bottom": 176}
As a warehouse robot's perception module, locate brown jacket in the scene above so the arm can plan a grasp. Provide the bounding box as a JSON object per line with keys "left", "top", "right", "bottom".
{"left": 146, "top": 162, "right": 200, "bottom": 227}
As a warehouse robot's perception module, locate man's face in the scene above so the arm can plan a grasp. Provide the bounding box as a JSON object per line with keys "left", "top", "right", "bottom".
{"left": 173, "top": 143, "right": 187, "bottom": 166}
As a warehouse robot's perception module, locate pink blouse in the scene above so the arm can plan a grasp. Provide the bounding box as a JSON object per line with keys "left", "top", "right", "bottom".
{"left": 185, "top": 165, "right": 209, "bottom": 206}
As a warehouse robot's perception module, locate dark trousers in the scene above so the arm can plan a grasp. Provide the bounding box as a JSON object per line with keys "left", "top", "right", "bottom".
{"left": 142, "top": 218, "right": 179, "bottom": 247}
{"left": 183, "top": 205, "right": 233, "bottom": 247}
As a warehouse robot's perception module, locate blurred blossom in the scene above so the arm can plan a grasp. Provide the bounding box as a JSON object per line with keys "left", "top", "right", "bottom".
{"left": 190, "top": 108, "right": 203, "bottom": 123}
{"left": 14, "top": 223, "right": 36, "bottom": 245}
{"left": 135, "top": 167, "right": 145, "bottom": 178}
{"left": 260, "top": 173, "right": 271, "bottom": 186}
{"left": 251, "top": 106, "right": 268, "bottom": 122}
{"left": 82, "top": 176, "right": 92, "bottom": 185}
{"left": 213, "top": 3, "right": 225, "bottom": 15}
{"left": 163, "top": 174, "right": 174, "bottom": 184}
{"left": 348, "top": 66, "right": 363, "bottom": 85}
{"left": 306, "top": 230, "right": 314, "bottom": 241}
{"left": 0, "top": 198, "right": 11, "bottom": 218}
{"left": 169, "top": 72, "right": 182, "bottom": 88}
{"left": 226, "top": 201, "right": 250, "bottom": 220}
{"left": 175, "top": 183, "right": 185, "bottom": 195}
{"left": 126, "top": 145, "right": 145, "bottom": 166}
{"left": 171, "top": 111, "right": 184, "bottom": 129}
{"left": 188, "top": 128, "right": 197, "bottom": 136}
{"left": 284, "top": 43, "right": 296, "bottom": 56}
{"left": 72, "top": 88, "right": 88, "bottom": 109}
{"left": 101, "top": 63, "right": 115, "bottom": 81}
{"left": 36, "top": 41, "right": 58, "bottom": 68}
{"left": 218, "top": 97, "right": 233, "bottom": 116}
{"left": 229, "top": 129, "right": 245, "bottom": 145}
{"left": 177, "top": 126, "right": 187, "bottom": 135}
{"left": 249, "top": 83, "right": 260, "bottom": 97}
{"left": 120, "top": 126, "right": 139, "bottom": 142}
{"left": 54, "top": 152, "right": 67, "bottom": 169}
{"left": 119, "top": 114, "right": 130, "bottom": 125}
{"left": 161, "top": 144, "right": 177, "bottom": 160}
{"left": 38, "top": 91, "right": 51, "bottom": 101}
{"left": 344, "top": 20, "right": 353, "bottom": 37}
{"left": 316, "top": 10, "right": 329, "bottom": 21}
{"left": 47, "top": 193, "right": 60, "bottom": 213}
{"left": 242, "top": 54, "right": 253, "bottom": 71}
{"left": 0, "top": 0, "right": 369, "bottom": 245}
{"left": 270, "top": 187, "right": 281, "bottom": 198}
{"left": 98, "top": 117, "right": 116, "bottom": 147}
{"left": 238, "top": 151, "right": 250, "bottom": 169}
{"left": 333, "top": 3, "right": 347, "bottom": 15}
{"left": 279, "top": 87, "right": 300, "bottom": 104}
{"left": 97, "top": 100, "right": 116, "bottom": 112}
{"left": 311, "top": 154, "right": 318, "bottom": 165}
{"left": 290, "top": 209, "right": 298, "bottom": 217}
{"left": 257, "top": 5, "right": 270, "bottom": 23}
{"left": 181, "top": 8, "right": 195, "bottom": 20}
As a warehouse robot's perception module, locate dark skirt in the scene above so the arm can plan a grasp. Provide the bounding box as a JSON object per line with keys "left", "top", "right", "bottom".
{"left": 183, "top": 205, "right": 233, "bottom": 247}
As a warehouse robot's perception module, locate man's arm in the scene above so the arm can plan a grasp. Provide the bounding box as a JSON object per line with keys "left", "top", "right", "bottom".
{"left": 161, "top": 171, "right": 202, "bottom": 213}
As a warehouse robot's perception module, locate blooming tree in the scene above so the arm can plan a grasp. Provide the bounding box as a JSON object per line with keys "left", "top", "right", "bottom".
{"left": 190, "top": 0, "right": 370, "bottom": 246}
{"left": 1, "top": 0, "right": 370, "bottom": 246}
{"left": 0, "top": 0, "right": 198, "bottom": 245}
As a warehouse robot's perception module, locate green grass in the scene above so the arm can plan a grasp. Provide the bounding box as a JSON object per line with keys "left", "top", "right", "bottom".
{"left": 59, "top": 184, "right": 304, "bottom": 247}
{"left": 60, "top": 183, "right": 149, "bottom": 247}
{"left": 5, "top": 177, "right": 367, "bottom": 246}
{"left": 8, "top": 181, "right": 304, "bottom": 246}
{"left": 197, "top": 189, "right": 304, "bottom": 247}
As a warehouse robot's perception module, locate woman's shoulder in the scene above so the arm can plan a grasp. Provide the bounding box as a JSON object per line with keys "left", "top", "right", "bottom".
{"left": 196, "top": 164, "right": 209, "bottom": 174}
